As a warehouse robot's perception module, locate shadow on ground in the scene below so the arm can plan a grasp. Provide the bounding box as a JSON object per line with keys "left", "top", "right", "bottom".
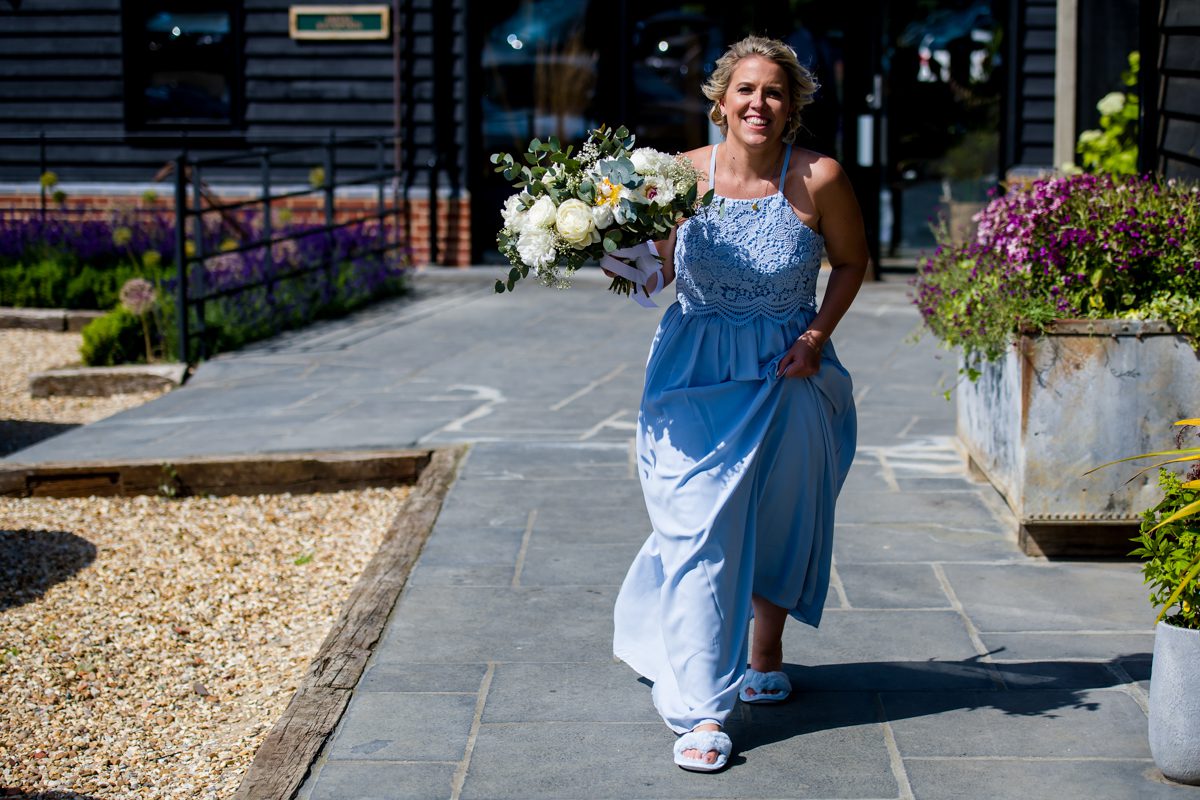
{"left": 0, "top": 421, "right": 80, "bottom": 458}
{"left": 0, "top": 530, "right": 97, "bottom": 611}
{"left": 725, "top": 654, "right": 1152, "bottom": 754}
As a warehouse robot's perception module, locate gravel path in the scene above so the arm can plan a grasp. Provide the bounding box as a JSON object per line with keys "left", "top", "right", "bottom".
{"left": 1, "top": 329, "right": 414, "bottom": 797}
{"left": 0, "top": 485, "right": 410, "bottom": 799}
{"left": 1, "top": 330, "right": 167, "bottom": 458}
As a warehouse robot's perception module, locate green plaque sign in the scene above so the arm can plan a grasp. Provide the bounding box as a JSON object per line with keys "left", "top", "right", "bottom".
{"left": 289, "top": 5, "right": 390, "bottom": 40}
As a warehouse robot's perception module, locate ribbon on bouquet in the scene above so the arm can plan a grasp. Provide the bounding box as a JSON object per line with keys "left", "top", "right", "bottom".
{"left": 600, "top": 241, "right": 664, "bottom": 308}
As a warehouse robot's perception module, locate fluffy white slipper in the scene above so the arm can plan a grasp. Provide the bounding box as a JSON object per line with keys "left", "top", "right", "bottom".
{"left": 673, "top": 729, "right": 732, "bottom": 772}
{"left": 739, "top": 668, "right": 792, "bottom": 704}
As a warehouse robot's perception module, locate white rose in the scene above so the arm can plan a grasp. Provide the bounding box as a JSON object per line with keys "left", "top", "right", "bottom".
{"left": 524, "top": 195, "right": 557, "bottom": 229}
{"left": 1096, "top": 92, "right": 1125, "bottom": 117}
{"left": 516, "top": 227, "right": 557, "bottom": 268}
{"left": 554, "top": 199, "right": 599, "bottom": 248}
{"left": 591, "top": 203, "right": 614, "bottom": 229}
{"left": 501, "top": 194, "right": 526, "bottom": 230}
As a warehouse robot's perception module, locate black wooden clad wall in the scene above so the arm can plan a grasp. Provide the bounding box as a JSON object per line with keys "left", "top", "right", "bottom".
{"left": 1004, "top": 0, "right": 1057, "bottom": 169}
{"left": 0, "top": 1, "right": 125, "bottom": 134}
{"left": 1155, "top": 0, "right": 1200, "bottom": 178}
{"left": 0, "top": 0, "right": 468, "bottom": 190}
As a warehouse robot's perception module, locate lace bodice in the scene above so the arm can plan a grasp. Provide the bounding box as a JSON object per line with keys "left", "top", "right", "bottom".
{"left": 674, "top": 144, "right": 824, "bottom": 326}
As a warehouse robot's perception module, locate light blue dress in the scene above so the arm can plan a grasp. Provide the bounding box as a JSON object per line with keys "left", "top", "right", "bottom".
{"left": 612, "top": 143, "right": 857, "bottom": 734}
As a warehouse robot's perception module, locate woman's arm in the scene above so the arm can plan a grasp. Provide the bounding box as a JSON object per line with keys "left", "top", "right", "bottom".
{"left": 648, "top": 226, "right": 678, "bottom": 293}
{"left": 776, "top": 159, "right": 869, "bottom": 378}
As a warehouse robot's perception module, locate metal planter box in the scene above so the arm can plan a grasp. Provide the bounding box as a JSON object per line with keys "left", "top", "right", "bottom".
{"left": 957, "top": 320, "right": 1198, "bottom": 557}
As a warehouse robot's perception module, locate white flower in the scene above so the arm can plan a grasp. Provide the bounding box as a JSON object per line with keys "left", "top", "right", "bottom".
{"left": 516, "top": 227, "right": 557, "bottom": 268}
{"left": 637, "top": 175, "right": 676, "bottom": 207}
{"left": 501, "top": 194, "right": 526, "bottom": 230}
{"left": 524, "top": 195, "right": 557, "bottom": 230}
{"left": 591, "top": 203, "right": 614, "bottom": 229}
{"left": 630, "top": 147, "right": 672, "bottom": 175}
{"left": 554, "top": 198, "right": 600, "bottom": 248}
{"left": 1097, "top": 92, "right": 1125, "bottom": 117}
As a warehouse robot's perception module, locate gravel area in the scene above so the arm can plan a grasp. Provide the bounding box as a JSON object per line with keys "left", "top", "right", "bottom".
{"left": 1, "top": 330, "right": 167, "bottom": 458}
{"left": 0, "top": 485, "right": 410, "bottom": 798}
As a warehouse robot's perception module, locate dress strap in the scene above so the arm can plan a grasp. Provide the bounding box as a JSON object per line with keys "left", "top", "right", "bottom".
{"left": 778, "top": 146, "right": 791, "bottom": 193}
{"left": 709, "top": 143, "right": 719, "bottom": 193}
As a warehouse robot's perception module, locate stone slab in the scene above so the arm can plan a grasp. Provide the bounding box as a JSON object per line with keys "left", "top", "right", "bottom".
{"left": 324, "top": 692, "right": 477, "bottom": 762}
{"left": 784, "top": 609, "right": 981, "bottom": 666}
{"left": 981, "top": 632, "right": 1155, "bottom": 662}
{"left": 481, "top": 662, "right": 662, "bottom": 724}
{"left": 356, "top": 663, "right": 487, "bottom": 694}
{"left": 301, "top": 761, "right": 457, "bottom": 800}
{"left": 372, "top": 585, "right": 618, "bottom": 664}
{"left": 942, "top": 562, "right": 1150, "bottom": 632}
{"left": 835, "top": 563, "right": 950, "bottom": 609}
{"left": 833, "top": 522, "right": 1021, "bottom": 563}
{"left": 0, "top": 306, "right": 104, "bottom": 331}
{"left": 460, "top": 441, "right": 631, "bottom": 481}
{"left": 903, "top": 759, "right": 1179, "bottom": 800}
{"left": 883, "top": 688, "right": 1151, "bottom": 758}
{"left": 835, "top": 489, "right": 1003, "bottom": 529}
{"left": 29, "top": 362, "right": 187, "bottom": 398}
{"left": 461, "top": 710, "right": 896, "bottom": 799}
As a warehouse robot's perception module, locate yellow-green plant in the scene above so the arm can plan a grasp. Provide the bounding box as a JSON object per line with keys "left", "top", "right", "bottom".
{"left": 1088, "top": 418, "right": 1200, "bottom": 627}
{"left": 1075, "top": 51, "right": 1139, "bottom": 175}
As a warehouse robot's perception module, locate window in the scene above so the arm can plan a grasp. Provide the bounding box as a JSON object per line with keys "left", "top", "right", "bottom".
{"left": 122, "top": 2, "right": 243, "bottom": 129}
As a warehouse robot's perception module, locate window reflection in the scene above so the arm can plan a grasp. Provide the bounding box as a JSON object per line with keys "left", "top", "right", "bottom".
{"left": 125, "top": 4, "right": 241, "bottom": 129}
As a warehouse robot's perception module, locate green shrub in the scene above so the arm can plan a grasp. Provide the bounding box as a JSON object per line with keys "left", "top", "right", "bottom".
{"left": 80, "top": 307, "right": 150, "bottom": 367}
{"left": 1132, "top": 469, "right": 1200, "bottom": 630}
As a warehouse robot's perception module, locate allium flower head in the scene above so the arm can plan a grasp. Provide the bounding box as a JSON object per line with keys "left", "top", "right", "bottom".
{"left": 120, "top": 277, "right": 156, "bottom": 315}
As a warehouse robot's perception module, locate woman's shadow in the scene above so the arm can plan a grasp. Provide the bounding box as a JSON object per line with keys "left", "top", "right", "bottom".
{"left": 722, "top": 653, "right": 1153, "bottom": 759}
{"left": 1, "top": 529, "right": 97, "bottom": 612}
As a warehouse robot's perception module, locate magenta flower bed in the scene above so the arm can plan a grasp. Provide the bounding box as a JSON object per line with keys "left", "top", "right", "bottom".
{"left": 913, "top": 173, "right": 1200, "bottom": 365}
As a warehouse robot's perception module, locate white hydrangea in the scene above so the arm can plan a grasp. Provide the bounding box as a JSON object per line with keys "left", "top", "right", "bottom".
{"left": 1097, "top": 92, "right": 1125, "bottom": 117}
{"left": 516, "top": 226, "right": 557, "bottom": 268}
{"left": 630, "top": 147, "right": 673, "bottom": 175}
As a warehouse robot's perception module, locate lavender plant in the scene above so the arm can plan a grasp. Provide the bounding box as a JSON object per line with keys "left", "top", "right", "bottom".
{"left": 912, "top": 173, "right": 1200, "bottom": 367}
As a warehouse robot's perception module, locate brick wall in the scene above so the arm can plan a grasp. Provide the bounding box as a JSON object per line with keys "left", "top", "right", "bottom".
{"left": 0, "top": 190, "right": 471, "bottom": 267}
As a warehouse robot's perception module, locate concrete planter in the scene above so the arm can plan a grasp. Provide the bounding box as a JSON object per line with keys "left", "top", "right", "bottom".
{"left": 957, "top": 320, "right": 1198, "bottom": 556}
{"left": 1150, "top": 620, "right": 1200, "bottom": 784}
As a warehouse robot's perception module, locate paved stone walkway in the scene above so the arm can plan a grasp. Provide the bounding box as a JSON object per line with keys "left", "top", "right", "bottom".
{"left": 8, "top": 269, "right": 1184, "bottom": 798}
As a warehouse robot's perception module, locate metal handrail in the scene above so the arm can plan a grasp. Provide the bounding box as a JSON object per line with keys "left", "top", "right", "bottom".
{"left": 173, "top": 132, "right": 404, "bottom": 363}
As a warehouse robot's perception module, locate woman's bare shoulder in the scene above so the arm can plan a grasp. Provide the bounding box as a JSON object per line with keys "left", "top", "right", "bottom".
{"left": 789, "top": 147, "right": 846, "bottom": 187}
{"left": 681, "top": 145, "right": 712, "bottom": 171}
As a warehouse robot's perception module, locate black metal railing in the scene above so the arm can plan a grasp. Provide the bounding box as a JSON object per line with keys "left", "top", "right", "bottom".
{"left": 171, "top": 132, "right": 406, "bottom": 362}
{"left": 0, "top": 131, "right": 409, "bottom": 363}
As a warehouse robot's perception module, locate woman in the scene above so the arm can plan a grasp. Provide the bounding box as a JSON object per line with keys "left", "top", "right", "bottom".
{"left": 612, "top": 35, "right": 867, "bottom": 771}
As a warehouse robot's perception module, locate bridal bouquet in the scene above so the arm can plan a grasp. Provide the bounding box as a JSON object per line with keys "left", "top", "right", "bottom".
{"left": 491, "top": 124, "right": 712, "bottom": 301}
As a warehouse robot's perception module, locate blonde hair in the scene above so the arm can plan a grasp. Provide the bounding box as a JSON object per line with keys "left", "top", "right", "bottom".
{"left": 702, "top": 35, "right": 818, "bottom": 144}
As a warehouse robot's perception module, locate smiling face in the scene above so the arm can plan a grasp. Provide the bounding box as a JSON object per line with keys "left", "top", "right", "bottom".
{"left": 718, "top": 55, "right": 791, "bottom": 147}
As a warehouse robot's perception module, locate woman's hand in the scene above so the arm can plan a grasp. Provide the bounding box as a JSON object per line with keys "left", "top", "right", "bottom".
{"left": 776, "top": 330, "right": 826, "bottom": 378}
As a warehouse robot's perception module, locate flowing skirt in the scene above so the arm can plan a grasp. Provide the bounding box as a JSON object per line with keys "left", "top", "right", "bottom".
{"left": 612, "top": 302, "right": 856, "bottom": 733}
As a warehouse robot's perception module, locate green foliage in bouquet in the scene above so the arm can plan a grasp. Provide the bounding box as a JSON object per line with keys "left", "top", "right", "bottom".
{"left": 490, "top": 124, "right": 712, "bottom": 295}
